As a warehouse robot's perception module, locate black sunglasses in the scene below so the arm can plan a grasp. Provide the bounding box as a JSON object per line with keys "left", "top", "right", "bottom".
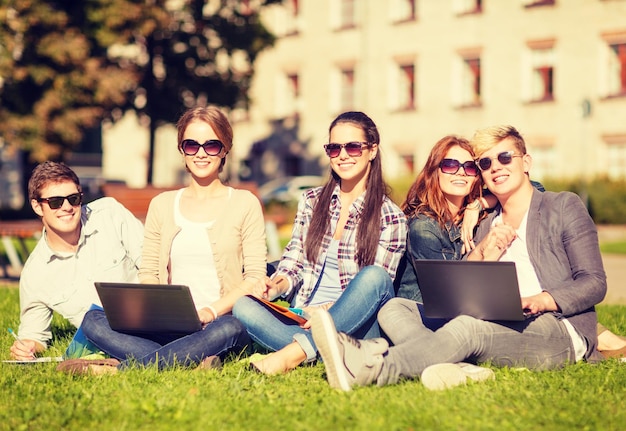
{"left": 37, "top": 192, "right": 83, "bottom": 210}
{"left": 476, "top": 151, "right": 523, "bottom": 171}
{"left": 439, "top": 159, "right": 479, "bottom": 177}
{"left": 324, "top": 142, "right": 370, "bottom": 158}
{"left": 181, "top": 139, "right": 224, "bottom": 156}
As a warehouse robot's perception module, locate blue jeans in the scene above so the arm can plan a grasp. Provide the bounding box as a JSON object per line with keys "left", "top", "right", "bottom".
{"left": 232, "top": 265, "right": 394, "bottom": 361}
{"left": 82, "top": 310, "right": 250, "bottom": 370}
{"left": 376, "top": 298, "right": 577, "bottom": 385}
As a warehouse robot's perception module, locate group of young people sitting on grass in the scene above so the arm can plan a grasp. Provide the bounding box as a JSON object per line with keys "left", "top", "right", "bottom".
{"left": 10, "top": 107, "right": 625, "bottom": 390}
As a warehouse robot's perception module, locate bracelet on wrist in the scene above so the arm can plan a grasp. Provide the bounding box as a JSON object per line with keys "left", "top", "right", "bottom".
{"left": 206, "top": 305, "right": 218, "bottom": 320}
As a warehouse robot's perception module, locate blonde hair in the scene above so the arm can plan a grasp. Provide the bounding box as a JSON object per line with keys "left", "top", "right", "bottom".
{"left": 470, "top": 125, "right": 527, "bottom": 159}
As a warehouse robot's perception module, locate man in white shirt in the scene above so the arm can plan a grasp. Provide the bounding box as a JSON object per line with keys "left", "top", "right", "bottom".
{"left": 9, "top": 161, "right": 143, "bottom": 360}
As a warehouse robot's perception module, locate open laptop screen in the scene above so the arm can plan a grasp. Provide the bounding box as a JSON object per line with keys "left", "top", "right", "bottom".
{"left": 94, "top": 282, "right": 203, "bottom": 335}
{"left": 413, "top": 260, "right": 526, "bottom": 321}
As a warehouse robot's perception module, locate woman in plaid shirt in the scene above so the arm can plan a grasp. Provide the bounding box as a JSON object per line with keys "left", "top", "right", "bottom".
{"left": 233, "top": 111, "right": 407, "bottom": 374}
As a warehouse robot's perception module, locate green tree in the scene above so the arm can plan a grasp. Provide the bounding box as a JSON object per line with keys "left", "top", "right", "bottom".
{"left": 0, "top": 0, "right": 278, "bottom": 183}
{"left": 129, "top": 0, "right": 278, "bottom": 183}
{"left": 0, "top": 0, "right": 155, "bottom": 161}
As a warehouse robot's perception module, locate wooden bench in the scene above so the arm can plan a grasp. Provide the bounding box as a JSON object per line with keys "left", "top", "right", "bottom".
{"left": 0, "top": 219, "right": 42, "bottom": 277}
{"left": 101, "top": 184, "right": 178, "bottom": 221}
{"left": 101, "top": 182, "right": 263, "bottom": 221}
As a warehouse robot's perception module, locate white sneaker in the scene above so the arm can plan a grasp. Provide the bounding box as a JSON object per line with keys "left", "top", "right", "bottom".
{"left": 311, "top": 309, "right": 388, "bottom": 391}
{"left": 421, "top": 362, "right": 495, "bottom": 391}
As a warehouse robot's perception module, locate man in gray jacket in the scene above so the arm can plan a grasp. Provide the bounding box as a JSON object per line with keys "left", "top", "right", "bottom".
{"left": 311, "top": 125, "right": 607, "bottom": 391}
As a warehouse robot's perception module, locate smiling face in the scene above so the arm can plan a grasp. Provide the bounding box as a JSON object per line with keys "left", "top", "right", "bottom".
{"left": 181, "top": 119, "right": 226, "bottom": 181}
{"left": 478, "top": 137, "right": 532, "bottom": 200}
{"left": 327, "top": 123, "right": 378, "bottom": 190}
{"left": 438, "top": 145, "right": 478, "bottom": 206}
{"left": 32, "top": 180, "right": 82, "bottom": 244}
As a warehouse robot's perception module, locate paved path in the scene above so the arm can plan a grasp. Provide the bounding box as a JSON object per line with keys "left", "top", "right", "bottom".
{"left": 599, "top": 254, "right": 626, "bottom": 305}
{"left": 597, "top": 225, "right": 626, "bottom": 305}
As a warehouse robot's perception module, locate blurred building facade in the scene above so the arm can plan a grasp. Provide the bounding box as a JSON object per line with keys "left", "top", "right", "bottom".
{"left": 228, "top": 0, "right": 626, "bottom": 182}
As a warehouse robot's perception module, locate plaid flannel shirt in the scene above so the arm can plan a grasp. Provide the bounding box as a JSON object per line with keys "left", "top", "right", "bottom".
{"left": 275, "top": 184, "right": 407, "bottom": 308}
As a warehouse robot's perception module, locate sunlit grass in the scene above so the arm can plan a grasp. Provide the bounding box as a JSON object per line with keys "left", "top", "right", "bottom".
{"left": 1, "top": 286, "right": 625, "bottom": 431}
{"left": 601, "top": 241, "right": 626, "bottom": 255}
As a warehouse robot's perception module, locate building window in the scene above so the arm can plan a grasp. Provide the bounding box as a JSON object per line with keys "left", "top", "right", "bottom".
{"left": 607, "top": 144, "right": 626, "bottom": 180}
{"left": 273, "top": 0, "right": 301, "bottom": 37}
{"left": 453, "top": 0, "right": 482, "bottom": 15}
{"left": 287, "top": 73, "right": 300, "bottom": 114}
{"left": 522, "top": 0, "right": 555, "bottom": 8}
{"left": 288, "top": 73, "right": 300, "bottom": 99}
{"left": 389, "top": 63, "right": 416, "bottom": 111}
{"left": 529, "top": 47, "right": 554, "bottom": 102}
{"left": 532, "top": 64, "right": 553, "bottom": 101}
{"left": 332, "top": 0, "right": 356, "bottom": 30}
{"left": 275, "top": 72, "right": 300, "bottom": 118}
{"left": 340, "top": 68, "right": 355, "bottom": 110}
{"left": 603, "top": 135, "right": 626, "bottom": 180}
{"left": 453, "top": 52, "right": 481, "bottom": 107}
{"left": 341, "top": 0, "right": 356, "bottom": 28}
{"left": 607, "top": 43, "right": 626, "bottom": 97}
{"left": 330, "top": 65, "right": 357, "bottom": 112}
{"left": 390, "top": 0, "right": 416, "bottom": 23}
{"left": 601, "top": 32, "right": 626, "bottom": 98}
{"left": 285, "top": 0, "right": 300, "bottom": 36}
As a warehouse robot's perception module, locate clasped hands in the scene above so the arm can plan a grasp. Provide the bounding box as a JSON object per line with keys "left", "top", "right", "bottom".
{"left": 469, "top": 222, "right": 517, "bottom": 261}
{"left": 251, "top": 275, "right": 289, "bottom": 300}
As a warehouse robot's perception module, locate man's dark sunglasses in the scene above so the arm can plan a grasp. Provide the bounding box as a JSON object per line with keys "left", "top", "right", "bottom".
{"left": 181, "top": 139, "right": 224, "bottom": 156}
{"left": 476, "top": 151, "right": 523, "bottom": 171}
{"left": 324, "top": 142, "right": 370, "bottom": 158}
{"left": 37, "top": 192, "right": 83, "bottom": 209}
{"left": 439, "top": 159, "right": 479, "bottom": 177}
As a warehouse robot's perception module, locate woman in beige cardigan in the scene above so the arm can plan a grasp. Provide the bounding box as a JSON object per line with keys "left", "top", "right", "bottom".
{"left": 75, "top": 106, "right": 267, "bottom": 374}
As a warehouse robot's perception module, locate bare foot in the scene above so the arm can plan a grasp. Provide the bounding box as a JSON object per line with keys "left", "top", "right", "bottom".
{"left": 251, "top": 353, "right": 289, "bottom": 375}
{"left": 598, "top": 329, "right": 626, "bottom": 351}
{"left": 250, "top": 342, "right": 307, "bottom": 375}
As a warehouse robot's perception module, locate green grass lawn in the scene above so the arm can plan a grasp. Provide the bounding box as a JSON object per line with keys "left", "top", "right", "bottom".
{"left": 601, "top": 241, "right": 626, "bottom": 255}
{"left": 1, "top": 287, "right": 625, "bottom": 431}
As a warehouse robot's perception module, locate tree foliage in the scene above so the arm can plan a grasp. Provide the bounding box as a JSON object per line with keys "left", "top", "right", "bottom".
{"left": 0, "top": 0, "right": 278, "bottom": 173}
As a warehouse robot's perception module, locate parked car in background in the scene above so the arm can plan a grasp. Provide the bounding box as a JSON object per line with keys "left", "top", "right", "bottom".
{"left": 258, "top": 175, "right": 325, "bottom": 205}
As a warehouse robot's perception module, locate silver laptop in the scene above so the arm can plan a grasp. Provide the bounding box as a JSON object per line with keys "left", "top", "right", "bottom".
{"left": 412, "top": 260, "right": 527, "bottom": 321}
{"left": 94, "top": 282, "right": 202, "bottom": 335}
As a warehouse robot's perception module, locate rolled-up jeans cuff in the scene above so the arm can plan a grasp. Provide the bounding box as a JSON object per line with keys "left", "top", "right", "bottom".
{"left": 293, "top": 333, "right": 316, "bottom": 362}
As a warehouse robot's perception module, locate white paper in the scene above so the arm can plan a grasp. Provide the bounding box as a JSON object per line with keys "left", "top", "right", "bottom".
{"left": 2, "top": 356, "right": 63, "bottom": 364}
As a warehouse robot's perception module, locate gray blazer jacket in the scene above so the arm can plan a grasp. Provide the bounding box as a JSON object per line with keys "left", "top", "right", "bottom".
{"left": 474, "top": 188, "right": 607, "bottom": 361}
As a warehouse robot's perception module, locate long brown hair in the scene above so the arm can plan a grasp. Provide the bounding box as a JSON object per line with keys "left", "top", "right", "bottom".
{"left": 402, "top": 135, "right": 481, "bottom": 228}
{"left": 305, "top": 111, "right": 389, "bottom": 267}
